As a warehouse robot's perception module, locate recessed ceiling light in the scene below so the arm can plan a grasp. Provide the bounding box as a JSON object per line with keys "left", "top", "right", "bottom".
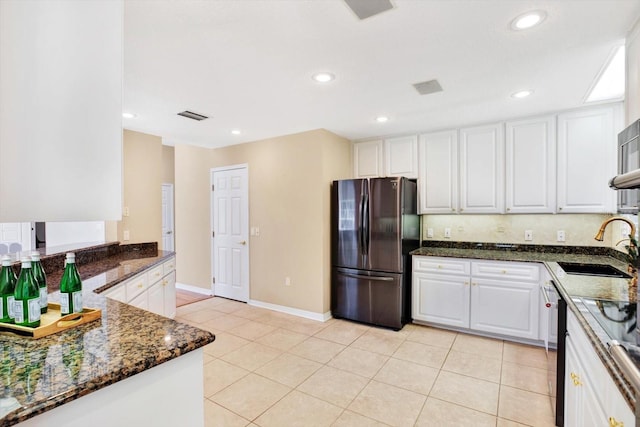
{"left": 312, "top": 72, "right": 335, "bottom": 83}
{"left": 511, "top": 11, "right": 546, "bottom": 30}
{"left": 511, "top": 90, "right": 533, "bottom": 99}
{"left": 122, "top": 112, "right": 136, "bottom": 119}
{"left": 231, "top": 129, "right": 241, "bottom": 135}
{"left": 376, "top": 116, "right": 389, "bottom": 123}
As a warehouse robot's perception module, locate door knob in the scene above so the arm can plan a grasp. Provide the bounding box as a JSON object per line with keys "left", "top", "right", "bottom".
{"left": 239, "top": 241, "right": 247, "bottom": 245}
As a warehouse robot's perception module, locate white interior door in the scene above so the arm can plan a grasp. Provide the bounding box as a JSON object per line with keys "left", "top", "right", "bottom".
{"left": 161, "top": 184, "right": 175, "bottom": 251}
{"left": 211, "top": 165, "right": 249, "bottom": 302}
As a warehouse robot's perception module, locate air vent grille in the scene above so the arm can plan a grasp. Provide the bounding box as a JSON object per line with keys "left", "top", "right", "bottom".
{"left": 344, "top": 0, "right": 393, "bottom": 20}
{"left": 413, "top": 79, "right": 443, "bottom": 96}
{"left": 177, "top": 110, "right": 209, "bottom": 121}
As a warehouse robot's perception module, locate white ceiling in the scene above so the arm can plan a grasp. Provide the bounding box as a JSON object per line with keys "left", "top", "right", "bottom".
{"left": 123, "top": 0, "right": 640, "bottom": 149}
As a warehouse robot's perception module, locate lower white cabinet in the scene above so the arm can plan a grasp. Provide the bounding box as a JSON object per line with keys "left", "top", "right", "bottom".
{"left": 564, "top": 311, "right": 634, "bottom": 427}
{"left": 413, "top": 256, "right": 540, "bottom": 340}
{"left": 101, "top": 256, "right": 177, "bottom": 318}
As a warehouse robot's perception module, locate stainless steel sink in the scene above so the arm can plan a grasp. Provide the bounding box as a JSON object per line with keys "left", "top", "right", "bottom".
{"left": 557, "top": 262, "right": 631, "bottom": 279}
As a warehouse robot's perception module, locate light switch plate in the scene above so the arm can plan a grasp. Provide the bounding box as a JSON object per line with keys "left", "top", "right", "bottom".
{"left": 427, "top": 228, "right": 434, "bottom": 238}
{"left": 444, "top": 228, "right": 451, "bottom": 238}
{"left": 123, "top": 230, "right": 130, "bottom": 241}
{"left": 557, "top": 230, "right": 565, "bottom": 242}
{"left": 524, "top": 230, "right": 533, "bottom": 241}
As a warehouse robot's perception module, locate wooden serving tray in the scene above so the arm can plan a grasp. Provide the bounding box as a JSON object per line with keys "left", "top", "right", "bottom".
{"left": 0, "top": 303, "right": 101, "bottom": 338}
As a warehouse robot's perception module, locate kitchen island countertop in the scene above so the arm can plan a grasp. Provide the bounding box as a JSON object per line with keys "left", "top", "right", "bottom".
{"left": 0, "top": 242, "right": 215, "bottom": 426}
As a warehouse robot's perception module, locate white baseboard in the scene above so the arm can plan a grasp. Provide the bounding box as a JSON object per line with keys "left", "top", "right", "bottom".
{"left": 248, "top": 299, "right": 331, "bottom": 322}
{"left": 175, "top": 282, "right": 214, "bottom": 296}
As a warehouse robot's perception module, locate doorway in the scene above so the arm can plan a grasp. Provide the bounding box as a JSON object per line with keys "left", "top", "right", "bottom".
{"left": 211, "top": 165, "right": 249, "bottom": 302}
{"left": 161, "top": 183, "right": 175, "bottom": 251}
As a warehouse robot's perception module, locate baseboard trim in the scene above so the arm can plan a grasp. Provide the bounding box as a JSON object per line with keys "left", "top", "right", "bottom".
{"left": 248, "top": 299, "right": 331, "bottom": 322}
{"left": 175, "top": 282, "right": 214, "bottom": 296}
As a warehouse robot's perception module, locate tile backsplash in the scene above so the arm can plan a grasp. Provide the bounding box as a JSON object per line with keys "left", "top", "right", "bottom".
{"left": 421, "top": 214, "right": 638, "bottom": 249}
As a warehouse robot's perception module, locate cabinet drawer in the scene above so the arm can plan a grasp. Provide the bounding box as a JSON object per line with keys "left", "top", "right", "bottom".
{"left": 471, "top": 261, "right": 540, "bottom": 282}
{"left": 126, "top": 273, "right": 148, "bottom": 300}
{"left": 147, "top": 264, "right": 164, "bottom": 284}
{"left": 413, "top": 256, "right": 470, "bottom": 276}
{"left": 163, "top": 257, "right": 175, "bottom": 276}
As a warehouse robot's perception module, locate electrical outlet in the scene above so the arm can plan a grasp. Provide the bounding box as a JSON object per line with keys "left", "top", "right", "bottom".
{"left": 123, "top": 207, "right": 129, "bottom": 217}
{"left": 444, "top": 228, "right": 451, "bottom": 238}
{"left": 524, "top": 230, "right": 533, "bottom": 241}
{"left": 255, "top": 227, "right": 260, "bottom": 236}
{"left": 621, "top": 224, "right": 631, "bottom": 238}
{"left": 427, "top": 228, "right": 434, "bottom": 238}
{"left": 285, "top": 277, "right": 291, "bottom": 286}
{"left": 123, "top": 230, "right": 130, "bottom": 241}
{"left": 557, "top": 230, "right": 566, "bottom": 242}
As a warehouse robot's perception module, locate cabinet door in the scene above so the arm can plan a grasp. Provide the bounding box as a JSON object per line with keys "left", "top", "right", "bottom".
{"left": 129, "top": 291, "right": 148, "bottom": 311}
{"left": 148, "top": 281, "right": 164, "bottom": 316}
{"left": 470, "top": 278, "right": 539, "bottom": 340}
{"left": 418, "top": 130, "right": 459, "bottom": 213}
{"left": 163, "top": 270, "right": 177, "bottom": 319}
{"left": 384, "top": 136, "right": 418, "bottom": 178}
{"left": 505, "top": 116, "right": 556, "bottom": 213}
{"left": 354, "top": 140, "right": 383, "bottom": 178}
{"left": 103, "top": 284, "right": 126, "bottom": 303}
{"left": 459, "top": 123, "right": 505, "bottom": 213}
{"left": 412, "top": 273, "right": 470, "bottom": 328}
{"left": 557, "top": 104, "right": 621, "bottom": 213}
{"left": 564, "top": 336, "right": 583, "bottom": 427}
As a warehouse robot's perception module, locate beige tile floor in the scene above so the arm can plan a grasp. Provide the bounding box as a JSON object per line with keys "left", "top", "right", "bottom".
{"left": 176, "top": 297, "right": 556, "bottom": 427}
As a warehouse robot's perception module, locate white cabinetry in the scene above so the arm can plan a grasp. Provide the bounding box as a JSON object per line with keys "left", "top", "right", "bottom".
{"left": 505, "top": 115, "right": 556, "bottom": 213}
{"left": 413, "top": 256, "right": 540, "bottom": 340}
{"left": 101, "top": 256, "right": 177, "bottom": 318}
{"left": 557, "top": 105, "right": 620, "bottom": 213}
{"left": 354, "top": 137, "right": 418, "bottom": 179}
{"left": 564, "top": 311, "right": 634, "bottom": 427}
{"left": 418, "top": 130, "right": 458, "bottom": 213}
{"left": 353, "top": 140, "right": 383, "bottom": 178}
{"left": 384, "top": 136, "right": 418, "bottom": 178}
{"left": 0, "top": 1, "right": 123, "bottom": 221}
{"left": 459, "top": 123, "right": 505, "bottom": 213}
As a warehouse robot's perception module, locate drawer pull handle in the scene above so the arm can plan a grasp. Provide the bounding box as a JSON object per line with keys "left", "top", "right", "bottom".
{"left": 437, "top": 265, "right": 442, "bottom": 269}
{"left": 501, "top": 270, "right": 506, "bottom": 274}
{"left": 570, "top": 372, "right": 582, "bottom": 386}
{"left": 609, "top": 417, "right": 623, "bottom": 427}
{"left": 137, "top": 284, "right": 143, "bottom": 289}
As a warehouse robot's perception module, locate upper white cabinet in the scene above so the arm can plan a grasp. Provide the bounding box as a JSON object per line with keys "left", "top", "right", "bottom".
{"left": 557, "top": 105, "right": 620, "bottom": 213}
{"left": 354, "top": 137, "right": 418, "bottom": 179}
{"left": 505, "top": 116, "right": 557, "bottom": 213}
{"left": 459, "top": 123, "right": 505, "bottom": 213}
{"left": 418, "top": 130, "right": 458, "bottom": 213}
{"left": 384, "top": 136, "right": 418, "bottom": 178}
{"left": 353, "top": 140, "right": 383, "bottom": 178}
{"left": 0, "top": 1, "right": 123, "bottom": 222}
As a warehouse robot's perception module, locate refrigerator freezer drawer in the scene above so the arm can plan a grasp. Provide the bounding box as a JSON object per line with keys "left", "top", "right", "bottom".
{"left": 332, "top": 267, "right": 403, "bottom": 330}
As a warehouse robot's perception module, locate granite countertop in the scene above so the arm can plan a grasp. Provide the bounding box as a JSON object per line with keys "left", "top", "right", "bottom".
{"left": 411, "top": 241, "right": 638, "bottom": 410}
{"left": 0, "top": 243, "right": 215, "bottom": 426}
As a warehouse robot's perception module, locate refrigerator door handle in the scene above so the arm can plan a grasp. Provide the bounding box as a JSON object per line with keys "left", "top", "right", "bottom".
{"left": 363, "top": 192, "right": 370, "bottom": 255}
{"left": 359, "top": 192, "right": 366, "bottom": 255}
{"left": 342, "top": 273, "right": 394, "bottom": 282}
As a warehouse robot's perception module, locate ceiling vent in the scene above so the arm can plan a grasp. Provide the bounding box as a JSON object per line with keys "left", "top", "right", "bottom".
{"left": 344, "top": 0, "right": 393, "bottom": 20}
{"left": 413, "top": 79, "right": 443, "bottom": 96}
{"left": 177, "top": 110, "right": 209, "bottom": 121}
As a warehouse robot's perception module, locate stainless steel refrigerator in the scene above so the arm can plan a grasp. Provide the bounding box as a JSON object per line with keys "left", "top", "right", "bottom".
{"left": 331, "top": 177, "right": 420, "bottom": 330}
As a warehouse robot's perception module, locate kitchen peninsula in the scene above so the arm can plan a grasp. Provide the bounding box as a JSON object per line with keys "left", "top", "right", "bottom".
{"left": 0, "top": 242, "right": 215, "bottom": 427}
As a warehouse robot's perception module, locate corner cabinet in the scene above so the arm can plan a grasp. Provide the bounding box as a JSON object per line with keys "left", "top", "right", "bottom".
{"left": 505, "top": 115, "right": 557, "bottom": 213}
{"left": 353, "top": 137, "right": 418, "bottom": 179}
{"left": 413, "top": 256, "right": 540, "bottom": 340}
{"left": 459, "top": 123, "right": 505, "bottom": 214}
{"left": 556, "top": 105, "right": 621, "bottom": 213}
{"left": 102, "top": 256, "right": 177, "bottom": 318}
{"left": 418, "top": 130, "right": 458, "bottom": 214}
{"left": 564, "top": 311, "right": 634, "bottom": 427}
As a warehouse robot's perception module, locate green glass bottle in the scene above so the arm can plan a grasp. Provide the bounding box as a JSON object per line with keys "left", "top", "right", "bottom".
{"left": 59, "top": 253, "right": 82, "bottom": 316}
{"left": 0, "top": 255, "right": 17, "bottom": 323}
{"left": 31, "top": 251, "right": 48, "bottom": 314}
{"left": 13, "top": 257, "right": 41, "bottom": 327}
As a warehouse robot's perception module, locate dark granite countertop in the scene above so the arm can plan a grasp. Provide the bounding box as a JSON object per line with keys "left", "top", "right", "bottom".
{"left": 0, "top": 242, "right": 215, "bottom": 426}
{"left": 411, "top": 241, "right": 638, "bottom": 410}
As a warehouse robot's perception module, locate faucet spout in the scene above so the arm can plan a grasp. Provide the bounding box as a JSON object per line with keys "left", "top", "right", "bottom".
{"left": 594, "top": 217, "right": 637, "bottom": 242}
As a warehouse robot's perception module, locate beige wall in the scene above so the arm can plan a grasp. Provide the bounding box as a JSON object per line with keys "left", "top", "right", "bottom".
{"left": 174, "top": 144, "right": 214, "bottom": 289}
{"left": 174, "top": 129, "right": 351, "bottom": 315}
{"left": 117, "top": 130, "right": 163, "bottom": 245}
{"left": 421, "top": 214, "right": 626, "bottom": 248}
{"left": 162, "top": 145, "right": 175, "bottom": 184}
{"left": 626, "top": 17, "right": 640, "bottom": 125}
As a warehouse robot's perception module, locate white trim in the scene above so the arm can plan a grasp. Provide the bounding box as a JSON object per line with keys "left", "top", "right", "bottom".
{"left": 175, "top": 282, "right": 214, "bottom": 296}
{"left": 212, "top": 163, "right": 249, "bottom": 173}
{"left": 248, "top": 299, "right": 332, "bottom": 322}
{"left": 161, "top": 183, "right": 175, "bottom": 252}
